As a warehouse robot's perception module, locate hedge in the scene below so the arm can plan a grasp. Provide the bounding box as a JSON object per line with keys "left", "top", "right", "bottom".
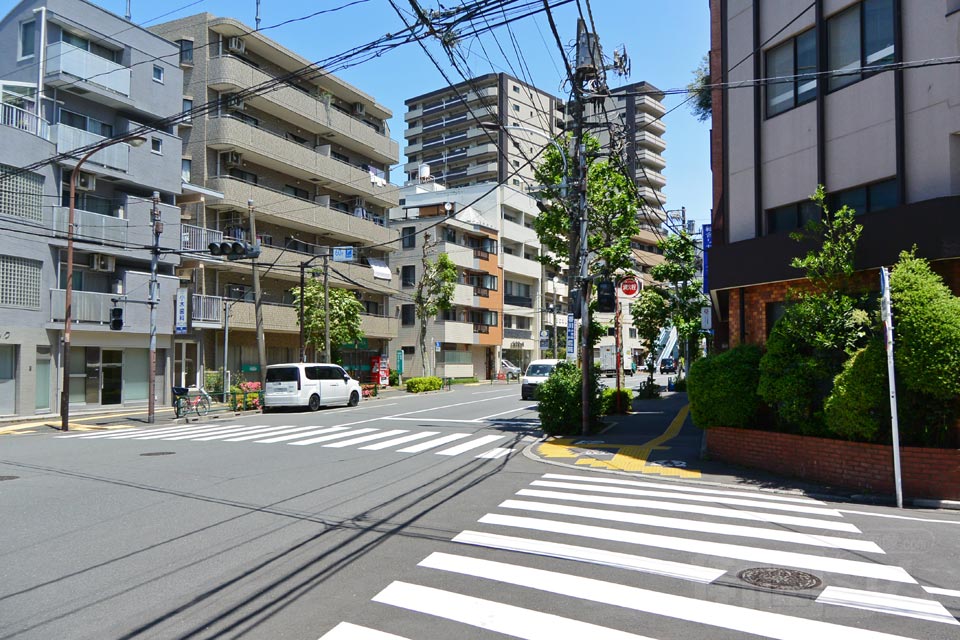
{"left": 405, "top": 376, "right": 443, "bottom": 393}
{"left": 536, "top": 361, "right": 602, "bottom": 436}
{"left": 688, "top": 344, "right": 762, "bottom": 429}
{"left": 599, "top": 387, "right": 633, "bottom": 415}
{"left": 823, "top": 339, "right": 889, "bottom": 442}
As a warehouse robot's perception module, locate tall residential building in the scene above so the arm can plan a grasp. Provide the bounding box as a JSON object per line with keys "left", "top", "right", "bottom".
{"left": 151, "top": 14, "right": 401, "bottom": 384}
{"left": 388, "top": 181, "right": 568, "bottom": 379}
{"left": 0, "top": 0, "right": 184, "bottom": 417}
{"left": 403, "top": 73, "right": 565, "bottom": 190}
{"left": 708, "top": 0, "right": 960, "bottom": 349}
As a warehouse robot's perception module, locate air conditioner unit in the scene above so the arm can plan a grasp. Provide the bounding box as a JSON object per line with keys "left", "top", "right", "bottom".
{"left": 88, "top": 254, "right": 116, "bottom": 272}
{"left": 76, "top": 172, "right": 96, "bottom": 192}
{"left": 353, "top": 102, "right": 365, "bottom": 116}
{"left": 314, "top": 194, "right": 330, "bottom": 207}
{"left": 227, "top": 37, "right": 245, "bottom": 54}
{"left": 221, "top": 151, "right": 242, "bottom": 167}
{"left": 223, "top": 93, "right": 244, "bottom": 110}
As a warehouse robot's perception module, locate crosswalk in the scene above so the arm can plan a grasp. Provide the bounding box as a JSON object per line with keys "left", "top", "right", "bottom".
{"left": 54, "top": 421, "right": 536, "bottom": 461}
{"left": 319, "top": 472, "right": 959, "bottom": 639}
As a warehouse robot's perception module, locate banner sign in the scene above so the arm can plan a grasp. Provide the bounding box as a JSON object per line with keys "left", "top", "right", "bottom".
{"left": 701, "top": 224, "right": 712, "bottom": 294}
{"left": 566, "top": 313, "right": 577, "bottom": 360}
{"left": 175, "top": 287, "right": 189, "bottom": 335}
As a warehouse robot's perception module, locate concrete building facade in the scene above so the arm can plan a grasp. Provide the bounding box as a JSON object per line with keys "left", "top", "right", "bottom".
{"left": 0, "top": 0, "right": 184, "bottom": 417}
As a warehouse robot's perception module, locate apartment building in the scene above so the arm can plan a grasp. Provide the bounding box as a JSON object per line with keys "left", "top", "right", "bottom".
{"left": 388, "top": 181, "right": 567, "bottom": 379}
{"left": 151, "top": 14, "right": 401, "bottom": 383}
{"left": 404, "top": 73, "right": 565, "bottom": 190}
{"left": 0, "top": 0, "right": 184, "bottom": 417}
{"left": 708, "top": 0, "right": 960, "bottom": 348}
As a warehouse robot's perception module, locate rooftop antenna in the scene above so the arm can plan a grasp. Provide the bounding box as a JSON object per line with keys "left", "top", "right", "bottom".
{"left": 125, "top": 0, "right": 131, "bottom": 21}
{"left": 255, "top": 0, "right": 261, "bottom": 30}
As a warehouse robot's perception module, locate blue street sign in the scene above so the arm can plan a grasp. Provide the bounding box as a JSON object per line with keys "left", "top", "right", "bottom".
{"left": 701, "top": 223, "right": 712, "bottom": 294}
{"left": 333, "top": 246, "right": 355, "bottom": 262}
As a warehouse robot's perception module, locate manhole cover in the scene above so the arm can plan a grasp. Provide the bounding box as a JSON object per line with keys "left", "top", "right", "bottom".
{"left": 0, "top": 475, "right": 18, "bottom": 481}
{"left": 738, "top": 567, "right": 822, "bottom": 590}
{"left": 140, "top": 452, "right": 176, "bottom": 457}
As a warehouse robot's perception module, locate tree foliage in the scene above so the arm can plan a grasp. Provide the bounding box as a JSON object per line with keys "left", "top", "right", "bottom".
{"left": 535, "top": 361, "right": 602, "bottom": 436}
{"left": 688, "top": 344, "right": 763, "bottom": 429}
{"left": 687, "top": 54, "right": 712, "bottom": 123}
{"left": 650, "top": 232, "right": 710, "bottom": 370}
{"left": 630, "top": 287, "right": 670, "bottom": 377}
{"left": 292, "top": 281, "right": 364, "bottom": 364}
{"left": 414, "top": 233, "right": 458, "bottom": 376}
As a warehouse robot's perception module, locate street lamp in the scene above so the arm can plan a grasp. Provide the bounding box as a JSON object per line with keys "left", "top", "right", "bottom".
{"left": 60, "top": 134, "right": 146, "bottom": 431}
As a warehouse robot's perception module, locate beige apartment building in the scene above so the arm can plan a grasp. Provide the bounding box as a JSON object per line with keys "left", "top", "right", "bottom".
{"left": 151, "top": 14, "right": 400, "bottom": 383}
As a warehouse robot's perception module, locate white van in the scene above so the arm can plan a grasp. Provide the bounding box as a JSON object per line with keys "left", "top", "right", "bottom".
{"left": 263, "top": 363, "right": 362, "bottom": 412}
{"left": 520, "top": 358, "right": 563, "bottom": 400}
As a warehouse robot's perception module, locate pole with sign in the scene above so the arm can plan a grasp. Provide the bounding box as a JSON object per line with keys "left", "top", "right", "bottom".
{"left": 565, "top": 313, "right": 577, "bottom": 361}
{"left": 880, "top": 267, "right": 903, "bottom": 508}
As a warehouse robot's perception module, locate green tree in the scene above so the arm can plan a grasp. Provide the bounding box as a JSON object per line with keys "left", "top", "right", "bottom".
{"left": 292, "top": 281, "right": 364, "bottom": 364}
{"left": 630, "top": 287, "right": 670, "bottom": 379}
{"left": 687, "top": 53, "right": 712, "bottom": 123}
{"left": 414, "top": 232, "right": 457, "bottom": 376}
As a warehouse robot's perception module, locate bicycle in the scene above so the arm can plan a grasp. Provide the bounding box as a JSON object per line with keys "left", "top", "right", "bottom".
{"left": 172, "top": 386, "right": 212, "bottom": 418}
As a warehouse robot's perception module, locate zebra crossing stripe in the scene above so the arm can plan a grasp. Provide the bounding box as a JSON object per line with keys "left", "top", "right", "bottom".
{"left": 359, "top": 432, "right": 439, "bottom": 450}
{"left": 164, "top": 424, "right": 273, "bottom": 441}
{"left": 126, "top": 423, "right": 250, "bottom": 440}
{"left": 530, "top": 480, "right": 843, "bottom": 517}
{"left": 191, "top": 425, "right": 285, "bottom": 441}
{"left": 418, "top": 553, "right": 919, "bottom": 640}
{"left": 436, "top": 435, "right": 505, "bottom": 456}
{"left": 255, "top": 426, "right": 349, "bottom": 444}
{"left": 515, "top": 488, "right": 861, "bottom": 533}
{"left": 478, "top": 513, "right": 915, "bottom": 583}
{"left": 923, "top": 585, "right": 960, "bottom": 599}
{"left": 56, "top": 427, "right": 146, "bottom": 438}
{"left": 289, "top": 428, "right": 379, "bottom": 446}
{"left": 541, "top": 473, "right": 826, "bottom": 505}
{"left": 453, "top": 530, "right": 725, "bottom": 583}
{"left": 498, "top": 499, "right": 881, "bottom": 553}
{"left": 324, "top": 430, "right": 409, "bottom": 448}
{"left": 396, "top": 433, "right": 470, "bottom": 453}
{"left": 225, "top": 425, "right": 316, "bottom": 442}
{"left": 816, "top": 586, "right": 959, "bottom": 625}
{"left": 372, "top": 581, "right": 656, "bottom": 640}
{"left": 476, "top": 447, "right": 513, "bottom": 459}
{"left": 318, "top": 622, "right": 411, "bottom": 639}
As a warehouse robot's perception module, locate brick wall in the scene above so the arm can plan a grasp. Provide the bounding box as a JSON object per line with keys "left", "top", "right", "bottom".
{"left": 706, "top": 427, "right": 960, "bottom": 500}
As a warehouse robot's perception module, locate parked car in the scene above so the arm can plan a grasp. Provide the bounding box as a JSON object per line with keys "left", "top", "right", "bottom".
{"left": 659, "top": 357, "right": 677, "bottom": 374}
{"left": 263, "top": 363, "right": 361, "bottom": 411}
{"left": 521, "top": 359, "right": 562, "bottom": 400}
{"left": 501, "top": 358, "right": 521, "bottom": 379}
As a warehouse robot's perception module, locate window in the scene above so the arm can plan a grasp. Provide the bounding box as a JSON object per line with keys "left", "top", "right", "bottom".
{"left": 228, "top": 168, "right": 258, "bottom": 185}
{"left": 331, "top": 150, "right": 349, "bottom": 163}
{"left": 828, "top": 0, "right": 894, "bottom": 91}
{"left": 828, "top": 178, "right": 898, "bottom": 215}
{"left": 402, "top": 345, "right": 415, "bottom": 355}
{"left": 401, "top": 265, "right": 416, "bottom": 287}
{"left": 282, "top": 184, "right": 309, "bottom": 199}
{"left": 178, "top": 39, "right": 194, "bottom": 65}
{"left": 151, "top": 137, "right": 162, "bottom": 154}
{"left": 59, "top": 109, "right": 112, "bottom": 137}
{"left": 181, "top": 158, "right": 191, "bottom": 183}
{"left": 61, "top": 31, "right": 118, "bottom": 63}
{"left": 285, "top": 131, "right": 308, "bottom": 145}
{"left": 765, "top": 200, "right": 820, "bottom": 235}
{"left": 1, "top": 255, "right": 42, "bottom": 309}
{"left": 444, "top": 227, "right": 456, "bottom": 243}
{"left": 512, "top": 85, "right": 520, "bottom": 93}
{"left": 765, "top": 29, "right": 816, "bottom": 117}
{"left": 401, "top": 304, "right": 415, "bottom": 326}
{"left": 512, "top": 104, "right": 520, "bottom": 112}
{"left": 401, "top": 226, "right": 416, "bottom": 249}
{"left": 0, "top": 164, "right": 43, "bottom": 222}
{"left": 152, "top": 65, "right": 164, "bottom": 83}
{"left": 629, "top": 327, "right": 638, "bottom": 339}
{"left": 19, "top": 21, "right": 35, "bottom": 59}
{"left": 182, "top": 98, "right": 193, "bottom": 122}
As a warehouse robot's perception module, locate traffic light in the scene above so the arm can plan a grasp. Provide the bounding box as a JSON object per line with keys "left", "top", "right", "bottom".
{"left": 109, "top": 306, "right": 123, "bottom": 331}
{"left": 597, "top": 279, "right": 617, "bottom": 313}
{"left": 208, "top": 240, "right": 261, "bottom": 260}
{"left": 570, "top": 288, "right": 581, "bottom": 319}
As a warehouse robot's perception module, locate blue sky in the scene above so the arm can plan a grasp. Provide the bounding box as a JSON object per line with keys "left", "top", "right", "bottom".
{"left": 7, "top": 0, "right": 712, "bottom": 225}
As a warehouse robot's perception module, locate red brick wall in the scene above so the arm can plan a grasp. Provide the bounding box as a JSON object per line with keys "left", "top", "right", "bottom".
{"left": 706, "top": 427, "right": 960, "bottom": 500}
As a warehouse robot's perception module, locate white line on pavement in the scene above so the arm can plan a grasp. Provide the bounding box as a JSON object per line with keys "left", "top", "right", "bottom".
{"left": 359, "top": 432, "right": 439, "bottom": 450}
{"left": 816, "top": 586, "right": 958, "bottom": 625}
{"left": 476, "top": 447, "right": 514, "bottom": 459}
{"left": 397, "top": 433, "right": 470, "bottom": 453}
{"left": 923, "top": 585, "right": 960, "bottom": 598}
{"left": 289, "top": 428, "right": 378, "bottom": 446}
{"left": 472, "top": 407, "right": 533, "bottom": 421}
{"left": 436, "top": 435, "right": 505, "bottom": 456}
{"left": 255, "top": 426, "right": 349, "bottom": 444}
{"left": 838, "top": 509, "right": 960, "bottom": 525}
{"left": 318, "top": 621, "right": 411, "bottom": 639}
{"left": 323, "top": 430, "right": 409, "bottom": 448}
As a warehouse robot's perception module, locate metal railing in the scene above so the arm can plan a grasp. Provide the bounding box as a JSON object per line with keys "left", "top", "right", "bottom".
{"left": 1, "top": 102, "right": 49, "bottom": 139}
{"left": 53, "top": 207, "right": 127, "bottom": 244}
{"left": 181, "top": 223, "right": 223, "bottom": 252}
{"left": 52, "top": 124, "right": 129, "bottom": 171}
{"left": 50, "top": 289, "right": 113, "bottom": 323}
{"left": 47, "top": 41, "right": 130, "bottom": 96}
{"left": 192, "top": 294, "right": 223, "bottom": 323}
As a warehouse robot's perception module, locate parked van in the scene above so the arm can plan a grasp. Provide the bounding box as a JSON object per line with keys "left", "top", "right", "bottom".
{"left": 263, "top": 363, "right": 362, "bottom": 412}
{"left": 521, "top": 358, "right": 562, "bottom": 400}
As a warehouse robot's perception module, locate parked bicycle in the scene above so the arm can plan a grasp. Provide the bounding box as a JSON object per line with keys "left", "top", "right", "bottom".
{"left": 172, "top": 386, "right": 212, "bottom": 418}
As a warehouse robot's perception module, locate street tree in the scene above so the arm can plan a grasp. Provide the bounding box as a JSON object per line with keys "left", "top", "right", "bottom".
{"left": 414, "top": 232, "right": 458, "bottom": 376}
{"left": 687, "top": 53, "right": 712, "bottom": 123}
{"left": 630, "top": 287, "right": 670, "bottom": 379}
{"left": 292, "top": 280, "right": 364, "bottom": 363}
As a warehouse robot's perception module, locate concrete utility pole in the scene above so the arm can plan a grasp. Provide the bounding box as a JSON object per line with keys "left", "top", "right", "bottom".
{"left": 148, "top": 191, "right": 161, "bottom": 424}
{"left": 248, "top": 199, "right": 267, "bottom": 389}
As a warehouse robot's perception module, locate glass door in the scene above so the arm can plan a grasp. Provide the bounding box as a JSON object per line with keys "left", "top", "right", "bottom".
{"left": 101, "top": 350, "right": 122, "bottom": 405}
{"left": 0, "top": 345, "right": 16, "bottom": 415}
{"left": 35, "top": 356, "right": 50, "bottom": 411}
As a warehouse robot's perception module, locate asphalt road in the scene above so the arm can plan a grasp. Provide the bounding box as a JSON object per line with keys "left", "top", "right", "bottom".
{"left": 1, "top": 385, "right": 959, "bottom": 639}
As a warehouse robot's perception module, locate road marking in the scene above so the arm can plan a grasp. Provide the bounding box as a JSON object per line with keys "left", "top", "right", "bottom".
{"left": 542, "top": 473, "right": 826, "bottom": 505}
{"left": 319, "top": 621, "right": 411, "bottom": 639}
{"left": 498, "top": 499, "right": 882, "bottom": 552}
{"left": 436, "top": 435, "right": 505, "bottom": 456}
{"left": 478, "top": 514, "right": 914, "bottom": 583}
{"left": 224, "top": 425, "right": 317, "bottom": 442}
{"left": 289, "top": 428, "right": 379, "bottom": 446}
{"left": 190, "top": 425, "right": 282, "bottom": 441}
{"left": 515, "top": 488, "right": 860, "bottom": 532}
{"left": 397, "top": 433, "right": 470, "bottom": 453}
{"left": 56, "top": 426, "right": 146, "bottom": 438}
{"left": 163, "top": 424, "right": 271, "bottom": 441}
{"left": 476, "top": 447, "right": 514, "bottom": 459}
{"left": 530, "top": 480, "right": 843, "bottom": 516}
{"left": 838, "top": 509, "right": 960, "bottom": 525}
{"left": 453, "top": 530, "right": 725, "bottom": 583}
{"left": 388, "top": 417, "right": 482, "bottom": 423}
{"left": 472, "top": 407, "right": 532, "bottom": 421}
{"left": 112, "top": 423, "right": 240, "bottom": 440}
{"left": 817, "top": 586, "right": 958, "bottom": 625}
{"left": 923, "top": 585, "right": 960, "bottom": 598}
{"left": 323, "top": 430, "right": 409, "bottom": 448}
{"left": 472, "top": 389, "right": 518, "bottom": 395}
{"left": 256, "top": 426, "right": 349, "bottom": 444}
{"left": 418, "top": 553, "right": 918, "bottom": 640}
{"left": 373, "top": 581, "right": 655, "bottom": 640}
{"left": 359, "top": 432, "right": 439, "bottom": 450}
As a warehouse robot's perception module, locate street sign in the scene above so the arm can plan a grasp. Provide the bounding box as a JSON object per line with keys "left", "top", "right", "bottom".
{"left": 619, "top": 275, "right": 640, "bottom": 298}
{"left": 175, "top": 287, "right": 189, "bottom": 335}
{"left": 539, "top": 330, "right": 549, "bottom": 338}
{"left": 396, "top": 349, "right": 404, "bottom": 374}
{"left": 566, "top": 313, "right": 577, "bottom": 360}
{"left": 332, "top": 246, "right": 354, "bottom": 262}
{"left": 701, "top": 306, "right": 712, "bottom": 330}
{"left": 702, "top": 223, "right": 712, "bottom": 294}
{"left": 539, "top": 338, "right": 550, "bottom": 350}
{"left": 435, "top": 340, "right": 441, "bottom": 352}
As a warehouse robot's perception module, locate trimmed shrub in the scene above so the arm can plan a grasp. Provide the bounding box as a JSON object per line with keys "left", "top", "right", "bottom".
{"left": 389, "top": 369, "right": 400, "bottom": 386}
{"left": 824, "top": 339, "right": 889, "bottom": 442}
{"left": 599, "top": 387, "right": 633, "bottom": 415}
{"left": 536, "top": 361, "right": 602, "bottom": 436}
{"left": 688, "top": 344, "right": 762, "bottom": 429}
{"left": 405, "top": 376, "right": 443, "bottom": 393}
{"left": 634, "top": 377, "right": 661, "bottom": 399}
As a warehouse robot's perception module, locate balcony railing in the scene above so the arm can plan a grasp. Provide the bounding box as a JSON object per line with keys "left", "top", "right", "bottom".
{"left": 53, "top": 207, "right": 128, "bottom": 244}
{"left": 473, "top": 323, "right": 490, "bottom": 334}
{"left": 46, "top": 41, "right": 130, "bottom": 96}
{"left": 192, "top": 294, "right": 223, "bottom": 323}
{"left": 1, "top": 102, "right": 49, "bottom": 140}
{"left": 473, "top": 248, "right": 490, "bottom": 260}
{"left": 504, "top": 328, "right": 532, "bottom": 340}
{"left": 437, "top": 350, "right": 472, "bottom": 364}
{"left": 473, "top": 286, "right": 490, "bottom": 298}
{"left": 504, "top": 295, "right": 533, "bottom": 308}
{"left": 52, "top": 124, "right": 129, "bottom": 171}
{"left": 50, "top": 289, "right": 114, "bottom": 324}
{"left": 181, "top": 224, "right": 223, "bottom": 252}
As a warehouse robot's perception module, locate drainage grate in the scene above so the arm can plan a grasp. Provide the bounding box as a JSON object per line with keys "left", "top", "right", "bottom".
{"left": 0, "top": 476, "right": 18, "bottom": 481}
{"left": 738, "top": 567, "right": 822, "bottom": 591}
{"left": 140, "top": 452, "right": 176, "bottom": 457}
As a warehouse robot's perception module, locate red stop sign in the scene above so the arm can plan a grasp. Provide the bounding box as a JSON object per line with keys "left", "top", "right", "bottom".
{"left": 619, "top": 276, "right": 640, "bottom": 297}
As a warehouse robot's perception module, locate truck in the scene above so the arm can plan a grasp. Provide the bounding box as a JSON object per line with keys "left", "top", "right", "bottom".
{"left": 599, "top": 345, "right": 618, "bottom": 378}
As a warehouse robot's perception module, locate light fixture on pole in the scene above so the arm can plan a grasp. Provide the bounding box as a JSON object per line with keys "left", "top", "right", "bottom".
{"left": 60, "top": 134, "right": 146, "bottom": 432}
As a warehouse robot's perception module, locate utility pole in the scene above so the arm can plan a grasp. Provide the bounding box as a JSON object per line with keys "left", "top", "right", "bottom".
{"left": 148, "top": 191, "right": 161, "bottom": 424}
{"left": 248, "top": 199, "right": 267, "bottom": 389}
{"left": 323, "top": 252, "right": 330, "bottom": 362}
{"left": 222, "top": 299, "right": 230, "bottom": 403}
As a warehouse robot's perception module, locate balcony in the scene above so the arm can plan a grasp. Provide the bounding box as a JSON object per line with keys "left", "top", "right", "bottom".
{"left": 205, "top": 116, "right": 398, "bottom": 207}
{"left": 640, "top": 168, "right": 667, "bottom": 189}
{"left": 53, "top": 207, "right": 128, "bottom": 245}
{"left": 635, "top": 112, "right": 666, "bottom": 136}
{"left": 502, "top": 219, "right": 538, "bottom": 245}
{"left": 435, "top": 320, "right": 476, "bottom": 344}
{"left": 46, "top": 42, "right": 130, "bottom": 96}
{"left": 504, "top": 328, "right": 532, "bottom": 340}
{"left": 1, "top": 102, "right": 49, "bottom": 140}
{"left": 226, "top": 300, "right": 298, "bottom": 333}
{"left": 503, "top": 253, "right": 541, "bottom": 279}
{"left": 504, "top": 294, "right": 533, "bottom": 308}
{"left": 52, "top": 124, "right": 129, "bottom": 172}
{"left": 636, "top": 130, "right": 667, "bottom": 153}
{"left": 181, "top": 224, "right": 223, "bottom": 254}
{"left": 360, "top": 313, "right": 398, "bottom": 339}
{"left": 192, "top": 294, "right": 223, "bottom": 327}
{"left": 466, "top": 161, "right": 498, "bottom": 177}
{"left": 636, "top": 148, "right": 666, "bottom": 170}
{"left": 207, "top": 56, "right": 397, "bottom": 163}
{"left": 635, "top": 95, "right": 667, "bottom": 118}
{"left": 50, "top": 289, "right": 114, "bottom": 325}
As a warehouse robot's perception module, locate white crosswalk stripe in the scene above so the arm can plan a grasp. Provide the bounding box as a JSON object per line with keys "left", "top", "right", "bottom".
{"left": 322, "top": 430, "right": 409, "bottom": 448}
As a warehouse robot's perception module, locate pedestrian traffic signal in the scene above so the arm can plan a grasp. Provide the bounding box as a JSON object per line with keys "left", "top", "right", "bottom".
{"left": 109, "top": 306, "right": 123, "bottom": 331}
{"left": 570, "top": 288, "right": 581, "bottom": 319}
{"left": 208, "top": 240, "right": 261, "bottom": 260}
{"left": 597, "top": 279, "right": 617, "bottom": 313}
